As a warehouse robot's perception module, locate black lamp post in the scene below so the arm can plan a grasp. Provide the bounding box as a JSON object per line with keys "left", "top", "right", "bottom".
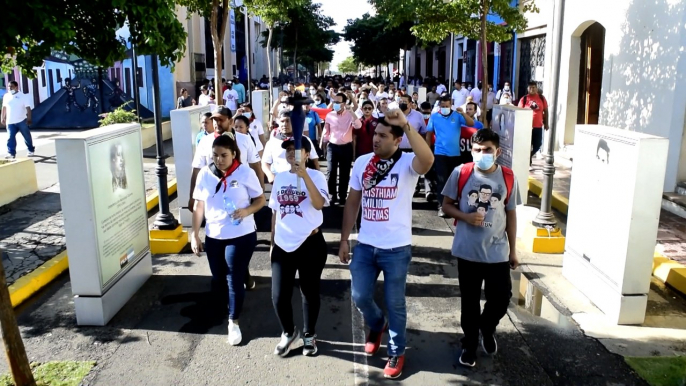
{"left": 150, "top": 54, "right": 179, "bottom": 230}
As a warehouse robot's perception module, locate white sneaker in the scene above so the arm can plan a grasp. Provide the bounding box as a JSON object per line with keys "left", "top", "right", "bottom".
{"left": 27, "top": 152, "right": 35, "bottom": 157}
{"left": 274, "top": 329, "right": 300, "bottom": 357}
{"left": 227, "top": 321, "right": 242, "bottom": 346}
{"left": 4, "top": 154, "right": 15, "bottom": 160}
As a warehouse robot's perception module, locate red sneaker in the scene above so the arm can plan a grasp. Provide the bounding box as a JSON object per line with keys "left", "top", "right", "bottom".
{"left": 364, "top": 321, "right": 388, "bottom": 355}
{"left": 384, "top": 355, "right": 405, "bottom": 379}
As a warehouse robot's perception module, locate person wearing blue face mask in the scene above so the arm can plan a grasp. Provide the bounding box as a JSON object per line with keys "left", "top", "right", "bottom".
{"left": 440, "top": 129, "right": 520, "bottom": 369}
{"left": 426, "top": 96, "right": 474, "bottom": 218}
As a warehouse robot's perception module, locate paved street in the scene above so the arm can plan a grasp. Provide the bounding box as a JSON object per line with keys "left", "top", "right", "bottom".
{"left": 2, "top": 179, "right": 649, "bottom": 385}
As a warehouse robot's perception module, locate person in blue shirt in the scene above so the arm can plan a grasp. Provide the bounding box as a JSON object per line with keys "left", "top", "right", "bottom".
{"left": 312, "top": 95, "right": 327, "bottom": 109}
{"left": 305, "top": 104, "right": 324, "bottom": 158}
{"left": 232, "top": 76, "right": 246, "bottom": 104}
{"left": 195, "top": 112, "right": 214, "bottom": 145}
{"left": 426, "top": 96, "right": 475, "bottom": 218}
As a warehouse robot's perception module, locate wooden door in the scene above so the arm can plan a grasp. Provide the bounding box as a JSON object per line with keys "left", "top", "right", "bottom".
{"left": 577, "top": 23, "right": 605, "bottom": 124}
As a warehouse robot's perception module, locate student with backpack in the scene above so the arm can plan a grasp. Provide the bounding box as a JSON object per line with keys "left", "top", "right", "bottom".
{"left": 440, "top": 129, "right": 521, "bottom": 368}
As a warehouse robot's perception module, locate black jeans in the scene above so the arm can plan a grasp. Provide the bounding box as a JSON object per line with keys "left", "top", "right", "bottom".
{"left": 326, "top": 142, "right": 354, "bottom": 202}
{"left": 434, "top": 155, "right": 463, "bottom": 207}
{"left": 457, "top": 258, "right": 512, "bottom": 351}
{"left": 531, "top": 127, "right": 543, "bottom": 162}
{"left": 271, "top": 231, "right": 328, "bottom": 335}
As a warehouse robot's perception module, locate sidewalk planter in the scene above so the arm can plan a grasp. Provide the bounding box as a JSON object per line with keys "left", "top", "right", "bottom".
{"left": 0, "top": 158, "right": 38, "bottom": 207}
{"left": 141, "top": 121, "right": 172, "bottom": 149}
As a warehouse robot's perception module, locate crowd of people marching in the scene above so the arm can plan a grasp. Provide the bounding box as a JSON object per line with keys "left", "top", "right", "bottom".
{"left": 184, "top": 73, "right": 552, "bottom": 379}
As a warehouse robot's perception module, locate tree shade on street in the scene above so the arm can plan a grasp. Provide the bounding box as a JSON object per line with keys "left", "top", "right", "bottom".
{"left": 2, "top": 0, "right": 187, "bottom": 76}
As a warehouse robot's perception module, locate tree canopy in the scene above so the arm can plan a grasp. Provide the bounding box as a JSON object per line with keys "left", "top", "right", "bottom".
{"left": 2, "top": 0, "right": 187, "bottom": 76}
{"left": 260, "top": 0, "right": 339, "bottom": 67}
{"left": 369, "top": 0, "right": 537, "bottom": 44}
{"left": 337, "top": 57, "right": 358, "bottom": 74}
{"left": 343, "top": 13, "right": 415, "bottom": 67}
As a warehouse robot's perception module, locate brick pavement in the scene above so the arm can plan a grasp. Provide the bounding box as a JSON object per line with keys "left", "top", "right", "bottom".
{"left": 1, "top": 165, "right": 176, "bottom": 286}
{"left": 530, "top": 157, "right": 686, "bottom": 265}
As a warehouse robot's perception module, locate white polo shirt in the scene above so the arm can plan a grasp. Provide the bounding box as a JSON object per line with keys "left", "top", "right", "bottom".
{"left": 2, "top": 92, "right": 29, "bottom": 125}
{"left": 192, "top": 164, "right": 263, "bottom": 240}
{"left": 192, "top": 131, "right": 260, "bottom": 170}
{"left": 249, "top": 119, "right": 265, "bottom": 148}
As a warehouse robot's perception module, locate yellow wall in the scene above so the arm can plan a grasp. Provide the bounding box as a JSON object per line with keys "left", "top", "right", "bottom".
{"left": 0, "top": 158, "right": 38, "bottom": 207}
{"left": 141, "top": 121, "right": 172, "bottom": 149}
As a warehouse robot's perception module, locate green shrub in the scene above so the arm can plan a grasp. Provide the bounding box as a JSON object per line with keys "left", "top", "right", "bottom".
{"left": 99, "top": 102, "right": 137, "bottom": 126}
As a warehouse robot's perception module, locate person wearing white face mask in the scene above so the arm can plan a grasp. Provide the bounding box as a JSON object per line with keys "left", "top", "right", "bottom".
{"left": 498, "top": 92, "right": 513, "bottom": 106}
{"left": 322, "top": 92, "right": 362, "bottom": 205}
{"left": 426, "top": 96, "right": 475, "bottom": 218}
{"left": 235, "top": 103, "right": 266, "bottom": 151}
{"left": 496, "top": 82, "right": 514, "bottom": 104}
{"left": 440, "top": 128, "right": 520, "bottom": 368}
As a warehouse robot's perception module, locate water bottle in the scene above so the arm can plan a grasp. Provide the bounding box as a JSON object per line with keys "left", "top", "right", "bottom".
{"left": 224, "top": 197, "right": 242, "bottom": 225}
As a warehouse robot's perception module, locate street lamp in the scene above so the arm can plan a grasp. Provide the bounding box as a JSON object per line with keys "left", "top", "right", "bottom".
{"left": 150, "top": 54, "right": 179, "bottom": 231}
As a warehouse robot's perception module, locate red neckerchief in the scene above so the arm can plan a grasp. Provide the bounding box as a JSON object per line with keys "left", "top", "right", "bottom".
{"left": 211, "top": 159, "right": 241, "bottom": 194}
{"left": 361, "top": 148, "right": 403, "bottom": 191}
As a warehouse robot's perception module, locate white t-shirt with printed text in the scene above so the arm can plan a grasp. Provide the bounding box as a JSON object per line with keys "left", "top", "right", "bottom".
{"left": 222, "top": 89, "right": 239, "bottom": 110}
{"left": 192, "top": 164, "right": 263, "bottom": 240}
{"left": 268, "top": 169, "right": 330, "bottom": 252}
{"left": 350, "top": 152, "right": 420, "bottom": 249}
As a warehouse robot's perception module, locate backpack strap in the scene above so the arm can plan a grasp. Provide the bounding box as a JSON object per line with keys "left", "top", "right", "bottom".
{"left": 501, "top": 166, "right": 515, "bottom": 206}
{"left": 453, "top": 163, "right": 474, "bottom": 226}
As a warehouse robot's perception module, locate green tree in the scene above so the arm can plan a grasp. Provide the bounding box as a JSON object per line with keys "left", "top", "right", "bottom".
{"left": 177, "top": 0, "right": 233, "bottom": 95}
{"left": 260, "top": 0, "right": 339, "bottom": 78}
{"left": 343, "top": 14, "right": 415, "bottom": 77}
{"left": 244, "top": 0, "right": 303, "bottom": 109}
{"left": 371, "top": 0, "right": 537, "bottom": 123}
{"left": 338, "top": 57, "right": 359, "bottom": 74}
{"left": 2, "top": 0, "right": 187, "bottom": 76}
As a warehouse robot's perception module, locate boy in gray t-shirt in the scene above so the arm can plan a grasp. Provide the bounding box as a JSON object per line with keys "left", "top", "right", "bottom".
{"left": 441, "top": 129, "right": 520, "bottom": 368}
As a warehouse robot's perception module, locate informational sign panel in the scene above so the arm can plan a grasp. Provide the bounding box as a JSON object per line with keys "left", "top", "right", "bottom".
{"left": 56, "top": 123, "right": 152, "bottom": 325}
{"left": 563, "top": 125, "right": 668, "bottom": 324}
{"left": 171, "top": 105, "right": 211, "bottom": 226}
{"left": 252, "top": 90, "right": 270, "bottom": 138}
{"left": 491, "top": 105, "right": 533, "bottom": 205}
{"left": 88, "top": 131, "right": 149, "bottom": 287}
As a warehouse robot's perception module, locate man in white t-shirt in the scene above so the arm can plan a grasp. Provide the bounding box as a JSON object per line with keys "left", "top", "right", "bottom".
{"left": 222, "top": 82, "right": 239, "bottom": 110}
{"left": 198, "top": 86, "right": 211, "bottom": 106}
{"left": 261, "top": 110, "right": 319, "bottom": 184}
{"left": 338, "top": 109, "right": 434, "bottom": 379}
{"left": 2, "top": 81, "right": 35, "bottom": 159}
{"left": 470, "top": 82, "right": 483, "bottom": 104}
{"left": 451, "top": 81, "right": 469, "bottom": 108}
{"left": 189, "top": 107, "right": 264, "bottom": 212}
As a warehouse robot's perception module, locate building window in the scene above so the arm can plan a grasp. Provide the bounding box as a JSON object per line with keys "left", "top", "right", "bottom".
{"left": 41, "top": 70, "right": 46, "bottom": 87}
{"left": 56, "top": 69, "right": 62, "bottom": 83}
{"left": 136, "top": 67, "right": 144, "bottom": 87}
{"left": 21, "top": 74, "right": 29, "bottom": 94}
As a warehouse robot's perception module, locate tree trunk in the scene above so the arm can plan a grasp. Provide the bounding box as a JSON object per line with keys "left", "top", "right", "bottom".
{"left": 480, "top": 0, "right": 490, "bottom": 126}
{"left": 214, "top": 39, "right": 223, "bottom": 98}
{"left": 267, "top": 27, "right": 274, "bottom": 120}
{"left": 0, "top": 257, "right": 36, "bottom": 386}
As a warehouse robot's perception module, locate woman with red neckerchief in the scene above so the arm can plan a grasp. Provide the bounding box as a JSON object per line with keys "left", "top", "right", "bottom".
{"left": 191, "top": 134, "right": 265, "bottom": 347}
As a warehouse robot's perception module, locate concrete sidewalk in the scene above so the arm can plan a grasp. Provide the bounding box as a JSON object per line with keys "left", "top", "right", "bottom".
{"left": 1, "top": 136, "right": 176, "bottom": 287}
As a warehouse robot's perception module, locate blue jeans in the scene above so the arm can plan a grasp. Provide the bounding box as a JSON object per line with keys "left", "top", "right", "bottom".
{"left": 350, "top": 243, "right": 412, "bottom": 356}
{"left": 6, "top": 120, "right": 35, "bottom": 156}
{"left": 204, "top": 232, "right": 257, "bottom": 320}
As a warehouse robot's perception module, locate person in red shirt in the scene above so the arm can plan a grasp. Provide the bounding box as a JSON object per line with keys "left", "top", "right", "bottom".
{"left": 354, "top": 100, "right": 377, "bottom": 159}
{"left": 518, "top": 81, "right": 548, "bottom": 165}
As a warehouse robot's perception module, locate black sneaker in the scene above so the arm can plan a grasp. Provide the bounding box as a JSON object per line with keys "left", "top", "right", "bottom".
{"left": 425, "top": 192, "right": 436, "bottom": 202}
{"left": 302, "top": 333, "right": 318, "bottom": 356}
{"left": 459, "top": 349, "right": 476, "bottom": 367}
{"left": 481, "top": 332, "right": 497, "bottom": 355}
{"left": 245, "top": 270, "right": 256, "bottom": 290}
{"left": 274, "top": 329, "right": 301, "bottom": 357}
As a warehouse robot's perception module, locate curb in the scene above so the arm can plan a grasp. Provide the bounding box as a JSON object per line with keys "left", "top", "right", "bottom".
{"left": 8, "top": 180, "right": 178, "bottom": 308}
{"left": 527, "top": 176, "right": 686, "bottom": 298}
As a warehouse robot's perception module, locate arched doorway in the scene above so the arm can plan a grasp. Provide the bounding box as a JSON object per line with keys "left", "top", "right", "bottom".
{"left": 577, "top": 22, "right": 605, "bottom": 125}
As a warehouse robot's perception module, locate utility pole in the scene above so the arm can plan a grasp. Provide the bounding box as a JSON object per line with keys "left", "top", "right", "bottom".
{"left": 0, "top": 253, "right": 36, "bottom": 386}
{"left": 243, "top": 7, "right": 252, "bottom": 102}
